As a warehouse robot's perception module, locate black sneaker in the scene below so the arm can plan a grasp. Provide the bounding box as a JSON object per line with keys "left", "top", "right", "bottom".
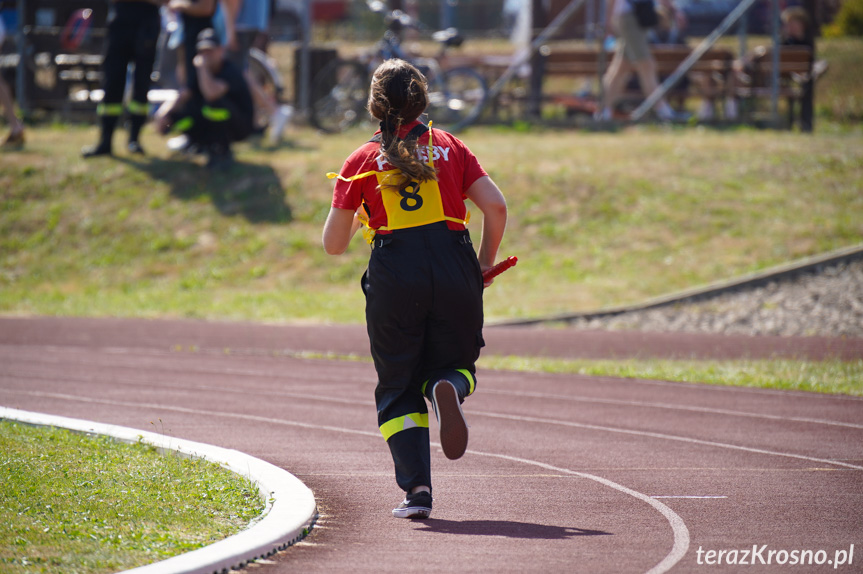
{"left": 82, "top": 143, "right": 112, "bottom": 158}
{"left": 127, "top": 141, "right": 145, "bottom": 155}
{"left": 432, "top": 380, "right": 468, "bottom": 460}
{"left": 392, "top": 490, "right": 432, "bottom": 519}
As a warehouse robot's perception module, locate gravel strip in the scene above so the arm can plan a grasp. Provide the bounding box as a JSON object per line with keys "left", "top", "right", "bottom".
{"left": 567, "top": 260, "right": 863, "bottom": 338}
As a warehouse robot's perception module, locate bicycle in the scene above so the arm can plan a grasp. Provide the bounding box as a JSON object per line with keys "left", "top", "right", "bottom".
{"left": 309, "top": 2, "right": 488, "bottom": 134}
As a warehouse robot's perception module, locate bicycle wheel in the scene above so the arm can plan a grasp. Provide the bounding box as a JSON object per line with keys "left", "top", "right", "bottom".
{"left": 426, "top": 66, "right": 488, "bottom": 132}
{"left": 310, "top": 59, "right": 370, "bottom": 134}
{"left": 248, "top": 48, "right": 285, "bottom": 132}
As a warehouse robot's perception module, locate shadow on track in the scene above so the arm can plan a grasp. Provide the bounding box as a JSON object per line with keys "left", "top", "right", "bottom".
{"left": 415, "top": 519, "right": 612, "bottom": 540}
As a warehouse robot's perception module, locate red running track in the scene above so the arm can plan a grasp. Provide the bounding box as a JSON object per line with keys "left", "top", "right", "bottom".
{"left": 1, "top": 317, "right": 861, "bottom": 573}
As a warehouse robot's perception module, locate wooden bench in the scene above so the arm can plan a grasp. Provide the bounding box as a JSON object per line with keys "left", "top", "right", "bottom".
{"left": 540, "top": 44, "right": 734, "bottom": 113}
{"left": 732, "top": 45, "right": 826, "bottom": 128}
{"left": 445, "top": 45, "right": 735, "bottom": 120}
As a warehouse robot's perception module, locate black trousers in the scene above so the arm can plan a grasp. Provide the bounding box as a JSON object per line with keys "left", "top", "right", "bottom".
{"left": 170, "top": 95, "right": 252, "bottom": 152}
{"left": 182, "top": 13, "right": 213, "bottom": 94}
{"left": 99, "top": 3, "right": 160, "bottom": 125}
{"left": 363, "top": 222, "right": 485, "bottom": 493}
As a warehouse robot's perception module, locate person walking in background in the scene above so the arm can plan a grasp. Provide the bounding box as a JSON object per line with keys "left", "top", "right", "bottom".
{"left": 155, "top": 28, "right": 253, "bottom": 169}
{"left": 597, "top": 0, "right": 688, "bottom": 122}
{"left": 169, "top": 0, "right": 216, "bottom": 93}
{"left": 0, "top": 2, "right": 25, "bottom": 149}
{"left": 82, "top": 0, "right": 164, "bottom": 158}
{"left": 322, "top": 59, "right": 507, "bottom": 519}
{"left": 221, "top": 0, "right": 292, "bottom": 144}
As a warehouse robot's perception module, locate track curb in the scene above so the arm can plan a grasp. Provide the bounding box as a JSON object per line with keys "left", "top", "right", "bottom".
{"left": 492, "top": 243, "right": 863, "bottom": 327}
{"left": 0, "top": 407, "right": 318, "bottom": 574}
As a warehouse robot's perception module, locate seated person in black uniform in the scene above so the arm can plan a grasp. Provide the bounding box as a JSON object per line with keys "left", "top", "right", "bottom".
{"left": 155, "top": 28, "right": 253, "bottom": 169}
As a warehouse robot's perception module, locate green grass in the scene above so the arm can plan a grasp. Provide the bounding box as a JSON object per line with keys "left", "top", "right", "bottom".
{"left": 0, "top": 420, "right": 264, "bottom": 574}
{"left": 479, "top": 356, "right": 863, "bottom": 396}
{"left": 2, "top": 122, "right": 861, "bottom": 323}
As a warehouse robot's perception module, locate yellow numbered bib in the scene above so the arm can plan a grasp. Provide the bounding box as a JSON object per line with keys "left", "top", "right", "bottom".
{"left": 376, "top": 170, "right": 447, "bottom": 231}
{"left": 327, "top": 122, "right": 469, "bottom": 243}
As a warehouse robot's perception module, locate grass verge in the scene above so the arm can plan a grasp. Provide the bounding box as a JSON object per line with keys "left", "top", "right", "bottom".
{"left": 2, "top": 122, "right": 861, "bottom": 323}
{"left": 0, "top": 420, "right": 264, "bottom": 574}
{"left": 478, "top": 356, "right": 863, "bottom": 396}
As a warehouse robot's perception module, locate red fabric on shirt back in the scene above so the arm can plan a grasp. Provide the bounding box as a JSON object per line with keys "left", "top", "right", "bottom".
{"left": 331, "top": 121, "right": 488, "bottom": 232}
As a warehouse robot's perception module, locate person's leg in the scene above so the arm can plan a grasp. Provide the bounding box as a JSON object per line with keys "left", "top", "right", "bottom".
{"left": 600, "top": 54, "right": 633, "bottom": 118}
{"left": 83, "top": 19, "right": 130, "bottom": 157}
{"left": 0, "top": 75, "right": 23, "bottom": 146}
{"left": 363, "top": 232, "right": 438, "bottom": 506}
{"left": 166, "top": 97, "right": 207, "bottom": 153}
{"left": 420, "top": 229, "right": 485, "bottom": 461}
{"left": 630, "top": 56, "right": 682, "bottom": 120}
{"left": 200, "top": 97, "right": 248, "bottom": 169}
{"left": 127, "top": 11, "right": 161, "bottom": 153}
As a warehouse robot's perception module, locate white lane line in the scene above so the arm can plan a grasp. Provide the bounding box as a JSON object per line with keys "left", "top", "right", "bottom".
{"left": 472, "top": 410, "right": 863, "bottom": 470}
{"left": 650, "top": 496, "right": 728, "bottom": 499}
{"left": 6, "top": 366, "right": 863, "bottom": 432}
{"left": 5, "top": 383, "right": 862, "bottom": 472}
{"left": 0, "top": 389, "right": 689, "bottom": 574}
{"left": 482, "top": 388, "right": 863, "bottom": 430}
{"left": 4, "top": 343, "right": 863, "bottom": 404}
{"left": 467, "top": 451, "right": 689, "bottom": 574}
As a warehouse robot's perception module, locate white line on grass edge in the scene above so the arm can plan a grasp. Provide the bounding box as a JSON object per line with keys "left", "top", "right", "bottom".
{"left": 0, "top": 407, "right": 318, "bottom": 574}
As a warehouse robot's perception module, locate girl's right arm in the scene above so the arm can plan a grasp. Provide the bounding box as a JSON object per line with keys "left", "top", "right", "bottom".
{"left": 465, "top": 176, "right": 508, "bottom": 274}
{"left": 322, "top": 207, "right": 363, "bottom": 255}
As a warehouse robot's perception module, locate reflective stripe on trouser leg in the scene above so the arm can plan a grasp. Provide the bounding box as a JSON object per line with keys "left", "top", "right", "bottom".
{"left": 97, "top": 103, "right": 124, "bottom": 116}
{"left": 126, "top": 100, "right": 149, "bottom": 116}
{"left": 379, "top": 412, "right": 429, "bottom": 441}
{"left": 172, "top": 116, "right": 194, "bottom": 133}
{"left": 202, "top": 106, "right": 231, "bottom": 122}
{"left": 421, "top": 369, "right": 476, "bottom": 400}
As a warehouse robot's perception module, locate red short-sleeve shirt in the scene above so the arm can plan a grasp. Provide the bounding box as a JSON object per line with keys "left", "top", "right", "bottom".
{"left": 331, "top": 121, "right": 488, "bottom": 232}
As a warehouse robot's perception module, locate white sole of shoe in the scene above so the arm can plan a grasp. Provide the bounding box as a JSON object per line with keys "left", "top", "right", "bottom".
{"left": 392, "top": 506, "right": 432, "bottom": 519}
{"left": 433, "top": 380, "right": 468, "bottom": 460}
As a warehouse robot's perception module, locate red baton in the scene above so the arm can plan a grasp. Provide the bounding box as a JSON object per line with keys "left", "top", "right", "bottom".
{"left": 482, "top": 256, "right": 518, "bottom": 283}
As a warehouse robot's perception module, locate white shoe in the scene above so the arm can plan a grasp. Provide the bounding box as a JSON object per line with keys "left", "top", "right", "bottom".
{"left": 432, "top": 380, "right": 468, "bottom": 460}
{"left": 268, "top": 105, "right": 293, "bottom": 145}
{"left": 167, "top": 134, "right": 189, "bottom": 152}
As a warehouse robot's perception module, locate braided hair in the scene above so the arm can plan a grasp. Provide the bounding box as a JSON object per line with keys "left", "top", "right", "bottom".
{"left": 367, "top": 59, "right": 438, "bottom": 189}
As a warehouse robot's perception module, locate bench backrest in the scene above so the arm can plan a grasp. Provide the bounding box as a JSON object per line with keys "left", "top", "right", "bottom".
{"left": 541, "top": 45, "right": 734, "bottom": 77}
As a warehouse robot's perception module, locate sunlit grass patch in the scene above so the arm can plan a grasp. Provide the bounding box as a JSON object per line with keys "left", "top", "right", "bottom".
{"left": 478, "top": 356, "right": 863, "bottom": 396}
{"left": 0, "top": 421, "right": 264, "bottom": 574}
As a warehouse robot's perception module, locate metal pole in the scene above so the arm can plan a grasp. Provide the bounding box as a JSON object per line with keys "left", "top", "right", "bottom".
{"left": 585, "top": 0, "right": 595, "bottom": 41}
{"left": 630, "top": 0, "right": 759, "bottom": 122}
{"left": 299, "top": 0, "right": 311, "bottom": 114}
{"left": 770, "top": 0, "right": 780, "bottom": 125}
{"left": 737, "top": 6, "right": 748, "bottom": 59}
{"left": 16, "top": 0, "right": 26, "bottom": 113}
{"left": 596, "top": 0, "right": 607, "bottom": 108}
{"left": 441, "top": 0, "right": 456, "bottom": 29}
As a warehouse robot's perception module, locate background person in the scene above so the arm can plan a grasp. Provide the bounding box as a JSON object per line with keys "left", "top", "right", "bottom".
{"left": 221, "top": 0, "right": 292, "bottom": 144}
{"left": 168, "top": 0, "right": 217, "bottom": 94}
{"left": 155, "top": 27, "right": 253, "bottom": 169}
{"left": 597, "top": 0, "right": 687, "bottom": 122}
{"left": 322, "top": 59, "right": 507, "bottom": 520}
{"left": 0, "top": 4, "right": 24, "bottom": 148}
{"left": 82, "top": 0, "right": 164, "bottom": 158}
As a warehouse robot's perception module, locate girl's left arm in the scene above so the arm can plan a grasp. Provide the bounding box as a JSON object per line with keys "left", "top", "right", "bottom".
{"left": 322, "top": 207, "right": 363, "bottom": 255}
